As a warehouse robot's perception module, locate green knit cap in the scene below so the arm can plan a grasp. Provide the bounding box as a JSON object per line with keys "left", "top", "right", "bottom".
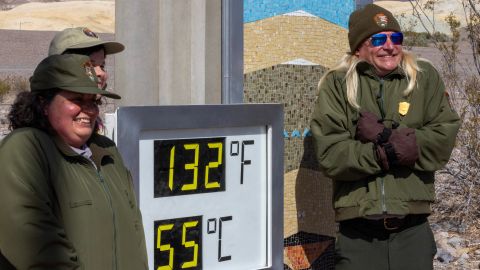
{"left": 348, "top": 4, "right": 401, "bottom": 53}
{"left": 30, "top": 54, "right": 121, "bottom": 99}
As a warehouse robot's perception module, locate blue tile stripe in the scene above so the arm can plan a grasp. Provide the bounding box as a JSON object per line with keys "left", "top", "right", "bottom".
{"left": 244, "top": 0, "right": 355, "bottom": 28}
{"left": 284, "top": 128, "right": 312, "bottom": 139}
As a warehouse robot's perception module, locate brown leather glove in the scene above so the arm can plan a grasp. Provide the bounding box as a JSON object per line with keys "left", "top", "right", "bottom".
{"left": 376, "top": 128, "right": 419, "bottom": 171}
{"left": 355, "top": 111, "right": 391, "bottom": 144}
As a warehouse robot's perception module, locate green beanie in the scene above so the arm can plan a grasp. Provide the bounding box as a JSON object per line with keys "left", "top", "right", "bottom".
{"left": 30, "top": 54, "right": 121, "bottom": 99}
{"left": 348, "top": 4, "right": 401, "bottom": 53}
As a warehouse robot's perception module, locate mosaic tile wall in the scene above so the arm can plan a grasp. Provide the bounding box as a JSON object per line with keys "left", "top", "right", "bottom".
{"left": 244, "top": 64, "right": 336, "bottom": 269}
{"left": 244, "top": 15, "right": 349, "bottom": 73}
{"left": 244, "top": 64, "right": 326, "bottom": 172}
{"left": 244, "top": 0, "right": 355, "bottom": 28}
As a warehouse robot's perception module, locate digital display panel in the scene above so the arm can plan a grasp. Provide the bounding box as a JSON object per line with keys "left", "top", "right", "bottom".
{"left": 154, "top": 138, "right": 226, "bottom": 197}
{"left": 140, "top": 130, "right": 267, "bottom": 270}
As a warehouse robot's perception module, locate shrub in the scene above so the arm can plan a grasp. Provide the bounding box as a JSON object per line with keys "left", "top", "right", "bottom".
{"left": 403, "top": 31, "right": 430, "bottom": 47}
{"left": 0, "top": 75, "right": 29, "bottom": 101}
{"left": 0, "top": 78, "right": 11, "bottom": 98}
{"left": 403, "top": 31, "right": 450, "bottom": 47}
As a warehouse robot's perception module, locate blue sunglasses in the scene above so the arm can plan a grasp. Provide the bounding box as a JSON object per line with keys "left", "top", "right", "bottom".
{"left": 370, "top": 32, "right": 404, "bottom": 47}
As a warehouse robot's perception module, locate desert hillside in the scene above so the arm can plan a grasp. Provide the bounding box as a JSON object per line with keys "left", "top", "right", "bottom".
{"left": 0, "top": 0, "right": 467, "bottom": 34}
{"left": 0, "top": 1, "right": 115, "bottom": 32}
{"left": 374, "top": 0, "right": 466, "bottom": 34}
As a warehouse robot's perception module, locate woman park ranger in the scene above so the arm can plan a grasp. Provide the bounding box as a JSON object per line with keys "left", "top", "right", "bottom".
{"left": 0, "top": 54, "right": 148, "bottom": 269}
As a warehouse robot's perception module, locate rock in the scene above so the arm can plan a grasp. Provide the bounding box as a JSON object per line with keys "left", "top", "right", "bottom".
{"left": 448, "top": 236, "right": 466, "bottom": 249}
{"left": 457, "top": 252, "right": 470, "bottom": 265}
{"left": 434, "top": 231, "right": 449, "bottom": 240}
{"left": 436, "top": 247, "right": 455, "bottom": 264}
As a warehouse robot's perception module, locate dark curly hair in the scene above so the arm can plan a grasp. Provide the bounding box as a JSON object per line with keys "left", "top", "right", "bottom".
{"left": 8, "top": 90, "right": 58, "bottom": 131}
{"left": 8, "top": 90, "right": 100, "bottom": 133}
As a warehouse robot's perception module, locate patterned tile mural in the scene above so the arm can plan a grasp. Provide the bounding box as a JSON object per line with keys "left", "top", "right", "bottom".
{"left": 244, "top": 0, "right": 354, "bottom": 28}
{"left": 243, "top": 1, "right": 358, "bottom": 269}
{"left": 244, "top": 63, "right": 336, "bottom": 270}
{"left": 244, "top": 13, "right": 349, "bottom": 73}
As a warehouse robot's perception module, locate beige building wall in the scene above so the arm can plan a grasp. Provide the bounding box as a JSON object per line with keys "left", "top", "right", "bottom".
{"left": 244, "top": 15, "right": 349, "bottom": 73}
{"left": 115, "top": 0, "right": 222, "bottom": 106}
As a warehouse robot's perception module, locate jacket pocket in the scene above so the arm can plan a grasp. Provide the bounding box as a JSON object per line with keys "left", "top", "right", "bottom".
{"left": 334, "top": 179, "right": 373, "bottom": 208}
{"left": 124, "top": 170, "right": 138, "bottom": 209}
{"left": 69, "top": 199, "right": 92, "bottom": 208}
{"left": 64, "top": 172, "right": 94, "bottom": 209}
{"left": 67, "top": 183, "right": 93, "bottom": 209}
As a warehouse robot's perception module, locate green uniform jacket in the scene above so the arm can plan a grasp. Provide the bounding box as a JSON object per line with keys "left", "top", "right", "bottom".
{"left": 310, "top": 60, "right": 460, "bottom": 221}
{"left": 0, "top": 128, "right": 148, "bottom": 270}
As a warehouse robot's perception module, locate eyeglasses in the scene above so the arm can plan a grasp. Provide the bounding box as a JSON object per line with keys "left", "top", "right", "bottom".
{"left": 370, "top": 32, "right": 403, "bottom": 47}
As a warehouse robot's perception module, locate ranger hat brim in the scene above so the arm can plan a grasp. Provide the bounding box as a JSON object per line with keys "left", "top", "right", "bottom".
{"left": 30, "top": 54, "right": 121, "bottom": 99}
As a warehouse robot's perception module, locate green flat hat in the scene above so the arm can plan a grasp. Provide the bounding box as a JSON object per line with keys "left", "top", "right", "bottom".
{"left": 48, "top": 27, "right": 124, "bottom": 56}
{"left": 30, "top": 54, "right": 121, "bottom": 99}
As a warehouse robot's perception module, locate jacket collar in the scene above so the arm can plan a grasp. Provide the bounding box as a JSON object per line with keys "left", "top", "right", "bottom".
{"left": 356, "top": 61, "right": 406, "bottom": 80}
{"left": 53, "top": 134, "right": 113, "bottom": 168}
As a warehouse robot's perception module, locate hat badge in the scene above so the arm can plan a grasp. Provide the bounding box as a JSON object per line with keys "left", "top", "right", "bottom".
{"left": 374, "top": 13, "right": 389, "bottom": 27}
{"left": 83, "top": 27, "right": 99, "bottom": 39}
{"left": 82, "top": 61, "right": 97, "bottom": 82}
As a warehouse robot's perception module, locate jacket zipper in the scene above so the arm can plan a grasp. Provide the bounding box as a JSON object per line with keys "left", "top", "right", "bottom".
{"left": 381, "top": 177, "right": 387, "bottom": 213}
{"left": 376, "top": 78, "right": 386, "bottom": 120}
{"left": 96, "top": 169, "right": 118, "bottom": 270}
{"left": 377, "top": 78, "right": 387, "bottom": 213}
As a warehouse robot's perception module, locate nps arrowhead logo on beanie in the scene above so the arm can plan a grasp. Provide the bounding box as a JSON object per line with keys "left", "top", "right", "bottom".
{"left": 30, "top": 54, "right": 121, "bottom": 99}
{"left": 348, "top": 4, "right": 401, "bottom": 53}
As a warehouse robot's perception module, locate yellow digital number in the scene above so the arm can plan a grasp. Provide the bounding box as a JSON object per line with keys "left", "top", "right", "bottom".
{"left": 157, "top": 224, "right": 174, "bottom": 270}
{"left": 182, "top": 144, "right": 199, "bottom": 191}
{"left": 181, "top": 221, "right": 199, "bottom": 268}
{"left": 205, "top": 142, "right": 222, "bottom": 189}
{"left": 168, "top": 146, "right": 175, "bottom": 191}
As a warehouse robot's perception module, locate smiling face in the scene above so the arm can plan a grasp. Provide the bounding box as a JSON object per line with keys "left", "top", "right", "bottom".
{"left": 88, "top": 49, "right": 107, "bottom": 89}
{"left": 355, "top": 31, "right": 403, "bottom": 77}
{"left": 45, "top": 90, "right": 100, "bottom": 148}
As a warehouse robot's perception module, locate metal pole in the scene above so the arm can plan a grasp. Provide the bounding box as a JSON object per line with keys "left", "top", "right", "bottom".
{"left": 221, "top": 0, "right": 244, "bottom": 104}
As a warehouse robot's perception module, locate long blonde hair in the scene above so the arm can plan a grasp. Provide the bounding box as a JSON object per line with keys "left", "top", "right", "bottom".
{"left": 318, "top": 51, "right": 421, "bottom": 110}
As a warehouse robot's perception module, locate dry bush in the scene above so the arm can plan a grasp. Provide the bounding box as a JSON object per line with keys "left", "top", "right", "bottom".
{"left": 435, "top": 76, "right": 480, "bottom": 233}
{"left": 0, "top": 79, "right": 10, "bottom": 98}
{"left": 408, "top": 0, "right": 480, "bottom": 234}
{"left": 0, "top": 75, "right": 29, "bottom": 94}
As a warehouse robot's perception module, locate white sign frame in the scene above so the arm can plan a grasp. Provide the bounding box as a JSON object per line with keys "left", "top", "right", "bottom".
{"left": 116, "top": 104, "right": 283, "bottom": 270}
